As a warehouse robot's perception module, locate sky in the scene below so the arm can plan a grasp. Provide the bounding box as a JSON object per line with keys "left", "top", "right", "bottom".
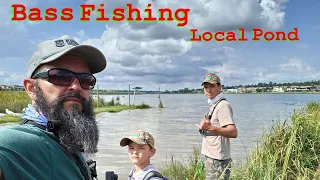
{"left": 0, "top": 0, "right": 319, "bottom": 91}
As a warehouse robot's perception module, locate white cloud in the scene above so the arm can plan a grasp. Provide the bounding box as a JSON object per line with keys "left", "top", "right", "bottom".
{"left": 77, "top": 30, "right": 85, "bottom": 37}
{"left": 1, "top": 0, "right": 299, "bottom": 90}
{"left": 82, "top": 24, "right": 192, "bottom": 69}
{"left": 84, "top": 0, "right": 287, "bottom": 40}
{"left": 77, "top": 0, "right": 288, "bottom": 89}
{"left": 259, "top": 0, "right": 286, "bottom": 30}
{"left": 0, "top": 1, "right": 39, "bottom": 29}
{"left": 278, "top": 57, "right": 313, "bottom": 73}
{"left": 0, "top": 70, "right": 4, "bottom": 76}
{"left": 252, "top": 57, "right": 320, "bottom": 84}
{"left": 3, "top": 72, "right": 24, "bottom": 84}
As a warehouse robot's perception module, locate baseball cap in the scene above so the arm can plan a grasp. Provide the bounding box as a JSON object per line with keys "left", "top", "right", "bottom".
{"left": 27, "top": 35, "right": 107, "bottom": 78}
{"left": 201, "top": 73, "right": 221, "bottom": 86}
{"left": 120, "top": 130, "right": 155, "bottom": 148}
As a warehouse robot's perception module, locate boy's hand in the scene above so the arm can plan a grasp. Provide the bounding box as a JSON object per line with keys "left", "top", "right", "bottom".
{"left": 195, "top": 115, "right": 214, "bottom": 131}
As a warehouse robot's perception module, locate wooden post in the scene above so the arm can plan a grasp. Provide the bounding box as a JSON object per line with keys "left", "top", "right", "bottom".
{"left": 128, "top": 84, "right": 130, "bottom": 106}
{"left": 96, "top": 76, "right": 99, "bottom": 108}
{"left": 133, "top": 88, "right": 136, "bottom": 105}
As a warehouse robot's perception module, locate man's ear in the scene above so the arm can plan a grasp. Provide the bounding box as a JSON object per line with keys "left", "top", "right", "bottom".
{"left": 23, "top": 78, "right": 37, "bottom": 101}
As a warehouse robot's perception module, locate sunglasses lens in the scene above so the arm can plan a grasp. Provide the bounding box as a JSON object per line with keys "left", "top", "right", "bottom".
{"left": 48, "top": 69, "right": 73, "bottom": 85}
{"left": 46, "top": 68, "right": 95, "bottom": 89}
{"left": 79, "top": 74, "right": 96, "bottom": 89}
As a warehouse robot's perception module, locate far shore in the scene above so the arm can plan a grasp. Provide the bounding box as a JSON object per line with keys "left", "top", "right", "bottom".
{"left": 0, "top": 104, "right": 151, "bottom": 125}
{"left": 91, "top": 92, "right": 320, "bottom": 95}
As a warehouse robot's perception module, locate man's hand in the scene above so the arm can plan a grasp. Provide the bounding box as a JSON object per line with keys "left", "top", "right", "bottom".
{"left": 195, "top": 115, "right": 216, "bottom": 131}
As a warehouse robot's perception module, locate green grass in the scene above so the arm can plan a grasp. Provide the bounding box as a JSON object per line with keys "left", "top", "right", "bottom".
{"left": 230, "top": 101, "right": 320, "bottom": 180}
{"left": 158, "top": 148, "right": 206, "bottom": 180}
{"left": 159, "top": 101, "right": 320, "bottom": 180}
{"left": 0, "top": 115, "right": 22, "bottom": 124}
{"left": 0, "top": 91, "right": 30, "bottom": 113}
{"left": 94, "top": 103, "right": 151, "bottom": 113}
{"left": 92, "top": 96, "right": 151, "bottom": 113}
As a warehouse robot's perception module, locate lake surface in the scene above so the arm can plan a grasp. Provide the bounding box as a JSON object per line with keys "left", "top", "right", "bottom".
{"left": 2, "top": 93, "right": 320, "bottom": 179}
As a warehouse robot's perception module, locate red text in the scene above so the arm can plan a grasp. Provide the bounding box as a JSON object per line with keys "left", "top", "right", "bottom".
{"left": 252, "top": 28, "right": 299, "bottom": 41}
{"left": 11, "top": 3, "right": 190, "bottom": 27}
{"left": 190, "top": 28, "right": 248, "bottom": 42}
{"left": 11, "top": 4, "right": 73, "bottom": 21}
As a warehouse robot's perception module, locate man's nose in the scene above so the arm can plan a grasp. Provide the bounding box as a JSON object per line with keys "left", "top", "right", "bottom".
{"left": 68, "top": 77, "right": 82, "bottom": 91}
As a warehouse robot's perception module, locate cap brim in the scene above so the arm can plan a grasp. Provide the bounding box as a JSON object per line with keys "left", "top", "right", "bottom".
{"left": 201, "top": 80, "right": 217, "bottom": 86}
{"left": 36, "top": 45, "right": 107, "bottom": 75}
{"left": 120, "top": 138, "right": 132, "bottom": 146}
{"left": 120, "top": 137, "right": 149, "bottom": 147}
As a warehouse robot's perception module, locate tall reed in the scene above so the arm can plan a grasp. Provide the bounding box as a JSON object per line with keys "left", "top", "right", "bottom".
{"left": 159, "top": 148, "right": 205, "bottom": 180}
{"left": 230, "top": 101, "right": 320, "bottom": 179}
{"left": 0, "top": 91, "right": 30, "bottom": 113}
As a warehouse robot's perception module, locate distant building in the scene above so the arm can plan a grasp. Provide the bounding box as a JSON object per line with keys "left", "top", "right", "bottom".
{"left": 238, "top": 87, "right": 257, "bottom": 93}
{"left": 0, "top": 85, "right": 24, "bottom": 91}
{"left": 272, "top": 86, "right": 287, "bottom": 92}
{"left": 224, "top": 88, "right": 239, "bottom": 93}
{"left": 286, "top": 86, "right": 312, "bottom": 92}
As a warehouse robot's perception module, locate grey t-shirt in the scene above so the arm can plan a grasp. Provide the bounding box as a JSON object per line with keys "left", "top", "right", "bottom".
{"left": 128, "top": 164, "right": 164, "bottom": 180}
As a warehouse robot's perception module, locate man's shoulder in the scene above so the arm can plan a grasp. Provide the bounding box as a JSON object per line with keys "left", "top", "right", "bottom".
{"left": 0, "top": 124, "right": 50, "bottom": 148}
{"left": 0, "top": 124, "right": 42, "bottom": 136}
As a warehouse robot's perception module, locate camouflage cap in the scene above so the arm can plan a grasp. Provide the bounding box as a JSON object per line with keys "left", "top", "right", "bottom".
{"left": 201, "top": 73, "right": 221, "bottom": 86}
{"left": 120, "top": 130, "right": 155, "bottom": 148}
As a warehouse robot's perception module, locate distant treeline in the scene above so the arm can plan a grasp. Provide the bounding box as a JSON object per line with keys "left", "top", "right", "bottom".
{"left": 224, "top": 80, "right": 320, "bottom": 89}
{"left": 2, "top": 80, "right": 320, "bottom": 93}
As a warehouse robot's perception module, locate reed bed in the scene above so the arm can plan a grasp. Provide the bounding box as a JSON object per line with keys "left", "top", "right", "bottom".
{"left": 0, "top": 91, "right": 30, "bottom": 113}
{"left": 159, "top": 101, "right": 320, "bottom": 180}
{"left": 159, "top": 148, "right": 206, "bottom": 180}
{"left": 230, "top": 101, "right": 320, "bottom": 180}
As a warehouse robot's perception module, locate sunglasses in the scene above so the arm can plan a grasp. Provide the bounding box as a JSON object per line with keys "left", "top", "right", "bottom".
{"left": 31, "top": 68, "right": 96, "bottom": 90}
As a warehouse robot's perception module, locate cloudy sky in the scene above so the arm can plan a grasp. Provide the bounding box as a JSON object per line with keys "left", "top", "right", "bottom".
{"left": 0, "top": 0, "right": 319, "bottom": 91}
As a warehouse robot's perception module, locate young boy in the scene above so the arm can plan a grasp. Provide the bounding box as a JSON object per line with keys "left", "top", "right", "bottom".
{"left": 120, "top": 130, "right": 167, "bottom": 180}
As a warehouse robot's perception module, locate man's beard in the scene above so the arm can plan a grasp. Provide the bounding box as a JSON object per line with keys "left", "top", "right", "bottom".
{"left": 33, "top": 83, "right": 99, "bottom": 156}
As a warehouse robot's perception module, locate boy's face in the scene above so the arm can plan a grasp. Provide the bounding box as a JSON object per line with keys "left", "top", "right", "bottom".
{"left": 128, "top": 141, "right": 156, "bottom": 166}
{"left": 203, "top": 82, "right": 221, "bottom": 99}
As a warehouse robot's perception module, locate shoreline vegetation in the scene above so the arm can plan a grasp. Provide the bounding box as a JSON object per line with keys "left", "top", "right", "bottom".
{"left": 159, "top": 101, "right": 320, "bottom": 180}
{"left": 90, "top": 90, "right": 320, "bottom": 95}
{"left": 0, "top": 91, "right": 151, "bottom": 124}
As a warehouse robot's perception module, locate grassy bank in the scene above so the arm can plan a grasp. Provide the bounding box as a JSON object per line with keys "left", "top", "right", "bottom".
{"left": 159, "top": 101, "right": 320, "bottom": 180}
{"left": 0, "top": 91, "right": 30, "bottom": 113}
{"left": 0, "top": 115, "right": 21, "bottom": 124}
{"left": 0, "top": 92, "right": 151, "bottom": 124}
{"left": 159, "top": 148, "right": 205, "bottom": 180}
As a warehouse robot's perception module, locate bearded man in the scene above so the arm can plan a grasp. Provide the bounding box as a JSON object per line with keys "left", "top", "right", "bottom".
{"left": 0, "top": 35, "right": 107, "bottom": 180}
